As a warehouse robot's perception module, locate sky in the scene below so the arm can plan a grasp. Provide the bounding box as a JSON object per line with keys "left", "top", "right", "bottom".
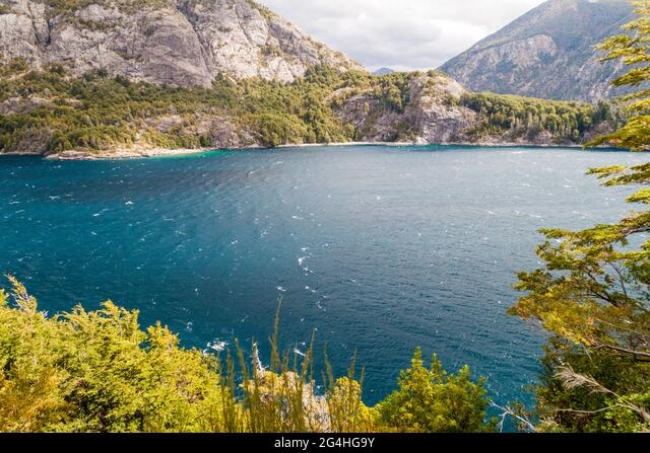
{"left": 257, "top": 0, "right": 547, "bottom": 71}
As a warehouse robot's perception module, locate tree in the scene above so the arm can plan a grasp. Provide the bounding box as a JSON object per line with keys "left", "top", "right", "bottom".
{"left": 510, "top": 0, "right": 650, "bottom": 432}
{"left": 375, "top": 348, "right": 491, "bottom": 433}
{"left": 589, "top": 0, "right": 650, "bottom": 150}
{"left": 510, "top": 202, "right": 650, "bottom": 431}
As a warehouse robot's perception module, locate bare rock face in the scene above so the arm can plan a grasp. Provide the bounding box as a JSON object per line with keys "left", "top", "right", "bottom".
{"left": 440, "top": 0, "right": 633, "bottom": 101}
{"left": 0, "top": 0, "right": 360, "bottom": 87}
{"left": 336, "top": 73, "right": 476, "bottom": 144}
{"left": 408, "top": 76, "right": 475, "bottom": 144}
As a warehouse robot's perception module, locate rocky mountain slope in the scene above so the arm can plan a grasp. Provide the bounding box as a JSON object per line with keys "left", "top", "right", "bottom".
{"left": 0, "top": 0, "right": 359, "bottom": 86}
{"left": 440, "top": 0, "right": 633, "bottom": 102}
{"left": 0, "top": 0, "right": 621, "bottom": 157}
{"left": 336, "top": 72, "right": 476, "bottom": 144}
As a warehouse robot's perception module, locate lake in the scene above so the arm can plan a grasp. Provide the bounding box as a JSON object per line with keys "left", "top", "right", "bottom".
{"left": 0, "top": 145, "right": 646, "bottom": 408}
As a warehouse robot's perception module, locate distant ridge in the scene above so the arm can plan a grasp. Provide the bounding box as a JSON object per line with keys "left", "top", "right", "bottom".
{"left": 372, "top": 67, "right": 395, "bottom": 76}
{"left": 440, "top": 0, "right": 634, "bottom": 101}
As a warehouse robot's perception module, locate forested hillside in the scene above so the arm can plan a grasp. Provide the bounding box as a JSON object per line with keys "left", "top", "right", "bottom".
{"left": 0, "top": 61, "right": 622, "bottom": 156}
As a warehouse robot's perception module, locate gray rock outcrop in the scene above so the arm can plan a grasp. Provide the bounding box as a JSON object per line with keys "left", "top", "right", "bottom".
{"left": 335, "top": 73, "right": 476, "bottom": 143}
{"left": 0, "top": 0, "right": 360, "bottom": 87}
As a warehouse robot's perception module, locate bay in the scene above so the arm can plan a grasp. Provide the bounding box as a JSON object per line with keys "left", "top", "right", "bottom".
{"left": 0, "top": 145, "right": 646, "bottom": 408}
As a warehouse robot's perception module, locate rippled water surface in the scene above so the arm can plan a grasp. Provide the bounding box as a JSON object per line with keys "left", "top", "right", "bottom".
{"left": 1, "top": 145, "right": 646, "bottom": 406}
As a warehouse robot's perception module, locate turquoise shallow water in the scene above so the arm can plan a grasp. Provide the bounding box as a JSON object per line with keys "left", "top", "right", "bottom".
{"left": 0, "top": 145, "right": 647, "bottom": 408}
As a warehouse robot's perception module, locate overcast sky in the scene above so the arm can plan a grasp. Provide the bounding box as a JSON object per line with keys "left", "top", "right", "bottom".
{"left": 258, "top": 0, "right": 547, "bottom": 71}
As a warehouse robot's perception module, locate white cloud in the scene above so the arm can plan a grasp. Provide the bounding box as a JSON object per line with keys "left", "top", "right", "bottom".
{"left": 257, "top": 0, "right": 547, "bottom": 70}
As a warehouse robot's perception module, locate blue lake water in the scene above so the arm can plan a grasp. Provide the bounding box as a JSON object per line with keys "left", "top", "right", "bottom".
{"left": 0, "top": 145, "right": 647, "bottom": 408}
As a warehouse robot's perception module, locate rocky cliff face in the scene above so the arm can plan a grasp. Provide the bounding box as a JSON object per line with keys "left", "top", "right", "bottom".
{"left": 335, "top": 73, "right": 476, "bottom": 144}
{"left": 440, "top": 0, "right": 633, "bottom": 102}
{"left": 0, "top": 0, "right": 360, "bottom": 87}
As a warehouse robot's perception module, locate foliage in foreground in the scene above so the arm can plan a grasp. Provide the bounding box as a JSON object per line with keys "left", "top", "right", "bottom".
{"left": 376, "top": 348, "right": 492, "bottom": 433}
{"left": 588, "top": 0, "right": 650, "bottom": 150}
{"left": 510, "top": 168, "right": 650, "bottom": 432}
{"left": 510, "top": 0, "right": 650, "bottom": 433}
{"left": 0, "top": 278, "right": 491, "bottom": 433}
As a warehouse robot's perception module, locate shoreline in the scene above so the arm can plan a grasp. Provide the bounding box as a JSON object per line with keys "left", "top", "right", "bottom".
{"left": 0, "top": 141, "right": 619, "bottom": 161}
{"left": 278, "top": 141, "right": 597, "bottom": 150}
{"left": 45, "top": 147, "right": 218, "bottom": 160}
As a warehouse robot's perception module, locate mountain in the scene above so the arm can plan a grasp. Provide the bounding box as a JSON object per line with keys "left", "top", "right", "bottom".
{"left": 0, "top": 1, "right": 621, "bottom": 157}
{"left": 372, "top": 67, "right": 394, "bottom": 76}
{"left": 0, "top": 0, "right": 360, "bottom": 87}
{"left": 440, "top": 0, "right": 634, "bottom": 101}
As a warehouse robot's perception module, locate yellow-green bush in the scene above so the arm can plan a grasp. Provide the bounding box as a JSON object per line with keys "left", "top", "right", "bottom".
{"left": 0, "top": 277, "right": 493, "bottom": 433}
{"left": 375, "top": 348, "right": 492, "bottom": 432}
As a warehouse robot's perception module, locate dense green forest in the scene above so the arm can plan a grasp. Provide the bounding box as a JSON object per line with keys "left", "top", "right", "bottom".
{"left": 0, "top": 59, "right": 620, "bottom": 155}
{"left": 0, "top": 61, "right": 352, "bottom": 152}
{"left": 460, "top": 93, "right": 621, "bottom": 143}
